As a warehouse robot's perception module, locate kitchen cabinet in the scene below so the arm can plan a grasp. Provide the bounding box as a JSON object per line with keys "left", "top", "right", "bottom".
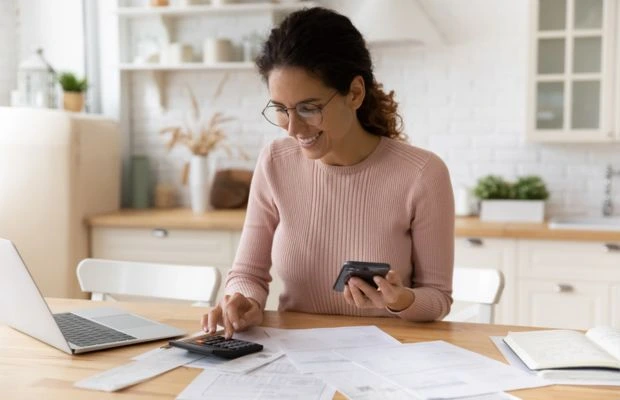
{"left": 516, "top": 239, "right": 620, "bottom": 329}
{"left": 612, "top": 284, "right": 620, "bottom": 327}
{"left": 91, "top": 226, "right": 285, "bottom": 310}
{"left": 527, "top": 0, "right": 619, "bottom": 142}
{"left": 454, "top": 237, "right": 517, "bottom": 324}
{"left": 455, "top": 235, "right": 620, "bottom": 328}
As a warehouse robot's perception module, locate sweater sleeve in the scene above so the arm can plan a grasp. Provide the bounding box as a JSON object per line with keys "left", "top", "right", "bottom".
{"left": 224, "top": 144, "right": 279, "bottom": 309}
{"left": 391, "top": 153, "right": 455, "bottom": 321}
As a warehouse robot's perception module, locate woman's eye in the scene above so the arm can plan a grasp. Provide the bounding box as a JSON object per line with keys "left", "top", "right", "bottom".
{"left": 274, "top": 107, "right": 288, "bottom": 114}
{"left": 297, "top": 104, "right": 319, "bottom": 114}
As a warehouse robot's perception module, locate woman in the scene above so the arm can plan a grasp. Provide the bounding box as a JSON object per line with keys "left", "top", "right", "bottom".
{"left": 203, "top": 7, "right": 454, "bottom": 337}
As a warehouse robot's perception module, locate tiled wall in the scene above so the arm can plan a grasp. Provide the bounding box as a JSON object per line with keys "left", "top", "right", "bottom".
{"left": 0, "top": 0, "right": 17, "bottom": 106}
{"left": 127, "top": 0, "right": 620, "bottom": 216}
{"left": 3, "top": 0, "right": 620, "bottom": 216}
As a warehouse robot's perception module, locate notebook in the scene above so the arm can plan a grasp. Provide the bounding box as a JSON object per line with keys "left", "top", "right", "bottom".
{"left": 503, "top": 327, "right": 620, "bottom": 371}
{"left": 0, "top": 238, "right": 185, "bottom": 354}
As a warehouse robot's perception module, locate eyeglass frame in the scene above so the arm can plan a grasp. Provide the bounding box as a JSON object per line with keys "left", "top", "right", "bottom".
{"left": 261, "top": 91, "right": 339, "bottom": 128}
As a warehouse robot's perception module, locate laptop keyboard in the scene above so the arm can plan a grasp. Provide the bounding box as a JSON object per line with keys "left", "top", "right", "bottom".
{"left": 53, "top": 313, "right": 136, "bottom": 347}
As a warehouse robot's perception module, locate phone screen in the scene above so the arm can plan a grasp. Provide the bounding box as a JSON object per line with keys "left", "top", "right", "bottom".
{"left": 332, "top": 261, "right": 391, "bottom": 292}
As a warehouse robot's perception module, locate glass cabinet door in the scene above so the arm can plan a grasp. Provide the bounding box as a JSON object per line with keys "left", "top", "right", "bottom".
{"left": 529, "top": 0, "right": 614, "bottom": 142}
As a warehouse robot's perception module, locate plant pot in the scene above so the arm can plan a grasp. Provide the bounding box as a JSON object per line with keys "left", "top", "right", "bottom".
{"left": 63, "top": 92, "right": 84, "bottom": 112}
{"left": 479, "top": 200, "right": 545, "bottom": 223}
{"left": 189, "top": 155, "right": 216, "bottom": 214}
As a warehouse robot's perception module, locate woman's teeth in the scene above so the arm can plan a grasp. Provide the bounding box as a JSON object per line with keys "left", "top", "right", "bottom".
{"left": 297, "top": 132, "right": 321, "bottom": 146}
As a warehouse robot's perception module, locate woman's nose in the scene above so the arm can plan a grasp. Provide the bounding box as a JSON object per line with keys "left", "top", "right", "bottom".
{"left": 286, "top": 111, "right": 306, "bottom": 135}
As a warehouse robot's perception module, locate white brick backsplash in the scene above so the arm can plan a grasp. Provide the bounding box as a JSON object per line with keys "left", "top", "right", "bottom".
{"left": 101, "top": 0, "right": 620, "bottom": 216}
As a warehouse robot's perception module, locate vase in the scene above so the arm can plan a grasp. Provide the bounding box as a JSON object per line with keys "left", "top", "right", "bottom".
{"left": 189, "top": 154, "right": 216, "bottom": 214}
{"left": 63, "top": 92, "right": 84, "bottom": 112}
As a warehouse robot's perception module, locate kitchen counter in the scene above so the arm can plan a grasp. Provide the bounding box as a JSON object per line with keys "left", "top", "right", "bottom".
{"left": 87, "top": 209, "right": 620, "bottom": 242}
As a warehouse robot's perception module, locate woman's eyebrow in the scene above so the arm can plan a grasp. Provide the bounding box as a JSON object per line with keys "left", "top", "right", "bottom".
{"left": 269, "top": 97, "right": 322, "bottom": 106}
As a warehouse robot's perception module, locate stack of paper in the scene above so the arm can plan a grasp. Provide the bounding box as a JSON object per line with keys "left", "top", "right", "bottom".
{"left": 75, "top": 324, "right": 552, "bottom": 399}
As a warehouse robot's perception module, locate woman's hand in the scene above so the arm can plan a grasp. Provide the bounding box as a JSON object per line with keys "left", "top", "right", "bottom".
{"left": 343, "top": 270, "right": 415, "bottom": 312}
{"left": 201, "top": 292, "right": 263, "bottom": 339}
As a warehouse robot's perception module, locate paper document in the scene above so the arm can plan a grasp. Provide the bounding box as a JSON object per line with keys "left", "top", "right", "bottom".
{"left": 337, "top": 341, "right": 548, "bottom": 399}
{"left": 264, "top": 325, "right": 399, "bottom": 373}
{"left": 264, "top": 325, "right": 400, "bottom": 352}
{"left": 316, "top": 362, "right": 423, "bottom": 400}
{"left": 454, "top": 393, "right": 521, "bottom": 400}
{"left": 75, "top": 347, "right": 203, "bottom": 392}
{"left": 134, "top": 328, "right": 284, "bottom": 374}
{"left": 177, "top": 367, "right": 334, "bottom": 400}
{"left": 491, "top": 336, "right": 620, "bottom": 386}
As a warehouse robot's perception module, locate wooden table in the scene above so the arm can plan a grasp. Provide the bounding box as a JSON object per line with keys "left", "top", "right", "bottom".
{"left": 1, "top": 299, "right": 618, "bottom": 399}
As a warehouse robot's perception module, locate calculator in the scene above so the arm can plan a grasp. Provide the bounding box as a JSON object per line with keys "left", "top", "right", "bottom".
{"left": 169, "top": 334, "right": 264, "bottom": 359}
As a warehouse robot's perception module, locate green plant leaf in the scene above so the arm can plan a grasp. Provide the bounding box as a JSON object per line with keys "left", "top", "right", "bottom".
{"left": 58, "top": 71, "right": 88, "bottom": 92}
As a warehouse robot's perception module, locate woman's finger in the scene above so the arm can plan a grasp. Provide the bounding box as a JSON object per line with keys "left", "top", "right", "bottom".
{"left": 374, "top": 276, "right": 400, "bottom": 304}
{"left": 385, "top": 270, "right": 402, "bottom": 286}
{"left": 348, "top": 279, "right": 372, "bottom": 308}
{"left": 350, "top": 277, "right": 382, "bottom": 304}
{"left": 220, "top": 296, "right": 236, "bottom": 339}
{"left": 204, "top": 305, "right": 222, "bottom": 334}
{"left": 343, "top": 285, "right": 355, "bottom": 305}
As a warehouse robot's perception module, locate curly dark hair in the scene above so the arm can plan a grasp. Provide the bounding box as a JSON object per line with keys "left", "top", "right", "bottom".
{"left": 256, "top": 7, "right": 405, "bottom": 140}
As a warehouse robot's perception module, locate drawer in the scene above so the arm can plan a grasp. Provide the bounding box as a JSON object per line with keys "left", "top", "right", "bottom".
{"left": 91, "top": 227, "right": 236, "bottom": 266}
{"left": 517, "top": 278, "right": 610, "bottom": 329}
{"left": 517, "top": 240, "right": 620, "bottom": 281}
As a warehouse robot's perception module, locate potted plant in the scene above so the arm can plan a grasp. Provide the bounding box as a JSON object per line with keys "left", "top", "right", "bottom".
{"left": 58, "top": 72, "right": 87, "bottom": 112}
{"left": 474, "top": 175, "right": 549, "bottom": 223}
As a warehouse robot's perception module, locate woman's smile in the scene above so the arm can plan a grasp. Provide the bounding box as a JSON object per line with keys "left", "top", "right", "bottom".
{"left": 296, "top": 132, "right": 323, "bottom": 148}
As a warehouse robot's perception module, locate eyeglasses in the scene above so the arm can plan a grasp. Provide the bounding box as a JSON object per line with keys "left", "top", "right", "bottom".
{"left": 261, "top": 91, "right": 338, "bottom": 128}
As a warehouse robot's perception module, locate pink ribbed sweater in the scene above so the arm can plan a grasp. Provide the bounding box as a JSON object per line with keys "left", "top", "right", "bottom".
{"left": 225, "top": 136, "right": 455, "bottom": 321}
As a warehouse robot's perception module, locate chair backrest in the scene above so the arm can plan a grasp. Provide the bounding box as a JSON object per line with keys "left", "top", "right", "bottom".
{"left": 76, "top": 259, "right": 221, "bottom": 307}
{"left": 444, "top": 267, "right": 505, "bottom": 324}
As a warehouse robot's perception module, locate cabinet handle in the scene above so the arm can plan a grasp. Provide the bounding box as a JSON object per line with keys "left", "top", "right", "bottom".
{"left": 151, "top": 228, "right": 168, "bottom": 238}
{"left": 604, "top": 243, "right": 620, "bottom": 252}
{"left": 555, "top": 284, "right": 574, "bottom": 293}
{"left": 466, "top": 238, "right": 484, "bottom": 247}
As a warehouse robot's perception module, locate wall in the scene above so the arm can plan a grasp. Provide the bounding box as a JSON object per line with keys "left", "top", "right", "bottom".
{"left": 0, "top": 0, "right": 17, "bottom": 106}
{"left": 405, "top": 0, "right": 620, "bottom": 215}
{"left": 122, "top": 0, "right": 620, "bottom": 216}
{"left": 5, "top": 0, "right": 620, "bottom": 216}
{"left": 17, "top": 0, "right": 85, "bottom": 77}
{"left": 0, "top": 0, "right": 85, "bottom": 106}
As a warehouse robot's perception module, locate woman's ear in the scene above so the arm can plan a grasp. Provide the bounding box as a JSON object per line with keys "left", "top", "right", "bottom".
{"left": 347, "top": 75, "right": 366, "bottom": 110}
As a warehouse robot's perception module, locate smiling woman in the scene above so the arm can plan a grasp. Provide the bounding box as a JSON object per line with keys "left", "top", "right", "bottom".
{"left": 202, "top": 7, "right": 456, "bottom": 338}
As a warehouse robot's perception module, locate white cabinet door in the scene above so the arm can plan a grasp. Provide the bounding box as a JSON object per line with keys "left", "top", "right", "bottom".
{"left": 518, "top": 278, "right": 609, "bottom": 329}
{"left": 527, "top": 0, "right": 617, "bottom": 142}
{"left": 517, "top": 239, "right": 620, "bottom": 328}
{"left": 454, "top": 237, "right": 517, "bottom": 324}
{"left": 91, "top": 227, "right": 236, "bottom": 304}
{"left": 91, "top": 227, "right": 284, "bottom": 310}
{"left": 612, "top": 285, "right": 620, "bottom": 328}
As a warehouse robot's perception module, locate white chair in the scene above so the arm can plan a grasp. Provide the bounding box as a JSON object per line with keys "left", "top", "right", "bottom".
{"left": 444, "top": 267, "right": 505, "bottom": 324}
{"left": 76, "top": 259, "right": 221, "bottom": 307}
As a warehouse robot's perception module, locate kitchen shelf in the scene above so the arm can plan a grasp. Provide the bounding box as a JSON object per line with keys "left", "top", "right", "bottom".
{"left": 119, "top": 62, "right": 255, "bottom": 71}
{"left": 116, "top": 2, "right": 316, "bottom": 17}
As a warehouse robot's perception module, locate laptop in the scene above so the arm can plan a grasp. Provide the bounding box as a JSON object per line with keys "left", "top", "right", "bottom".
{"left": 0, "top": 238, "right": 185, "bottom": 354}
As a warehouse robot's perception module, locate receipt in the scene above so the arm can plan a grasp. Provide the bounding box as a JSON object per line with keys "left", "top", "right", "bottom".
{"left": 75, "top": 347, "right": 203, "bottom": 392}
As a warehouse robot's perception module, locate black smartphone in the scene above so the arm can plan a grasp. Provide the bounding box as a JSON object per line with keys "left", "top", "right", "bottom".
{"left": 332, "top": 261, "right": 391, "bottom": 292}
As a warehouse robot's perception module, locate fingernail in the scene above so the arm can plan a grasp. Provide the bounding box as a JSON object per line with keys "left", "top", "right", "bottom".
{"left": 232, "top": 322, "right": 239, "bottom": 330}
